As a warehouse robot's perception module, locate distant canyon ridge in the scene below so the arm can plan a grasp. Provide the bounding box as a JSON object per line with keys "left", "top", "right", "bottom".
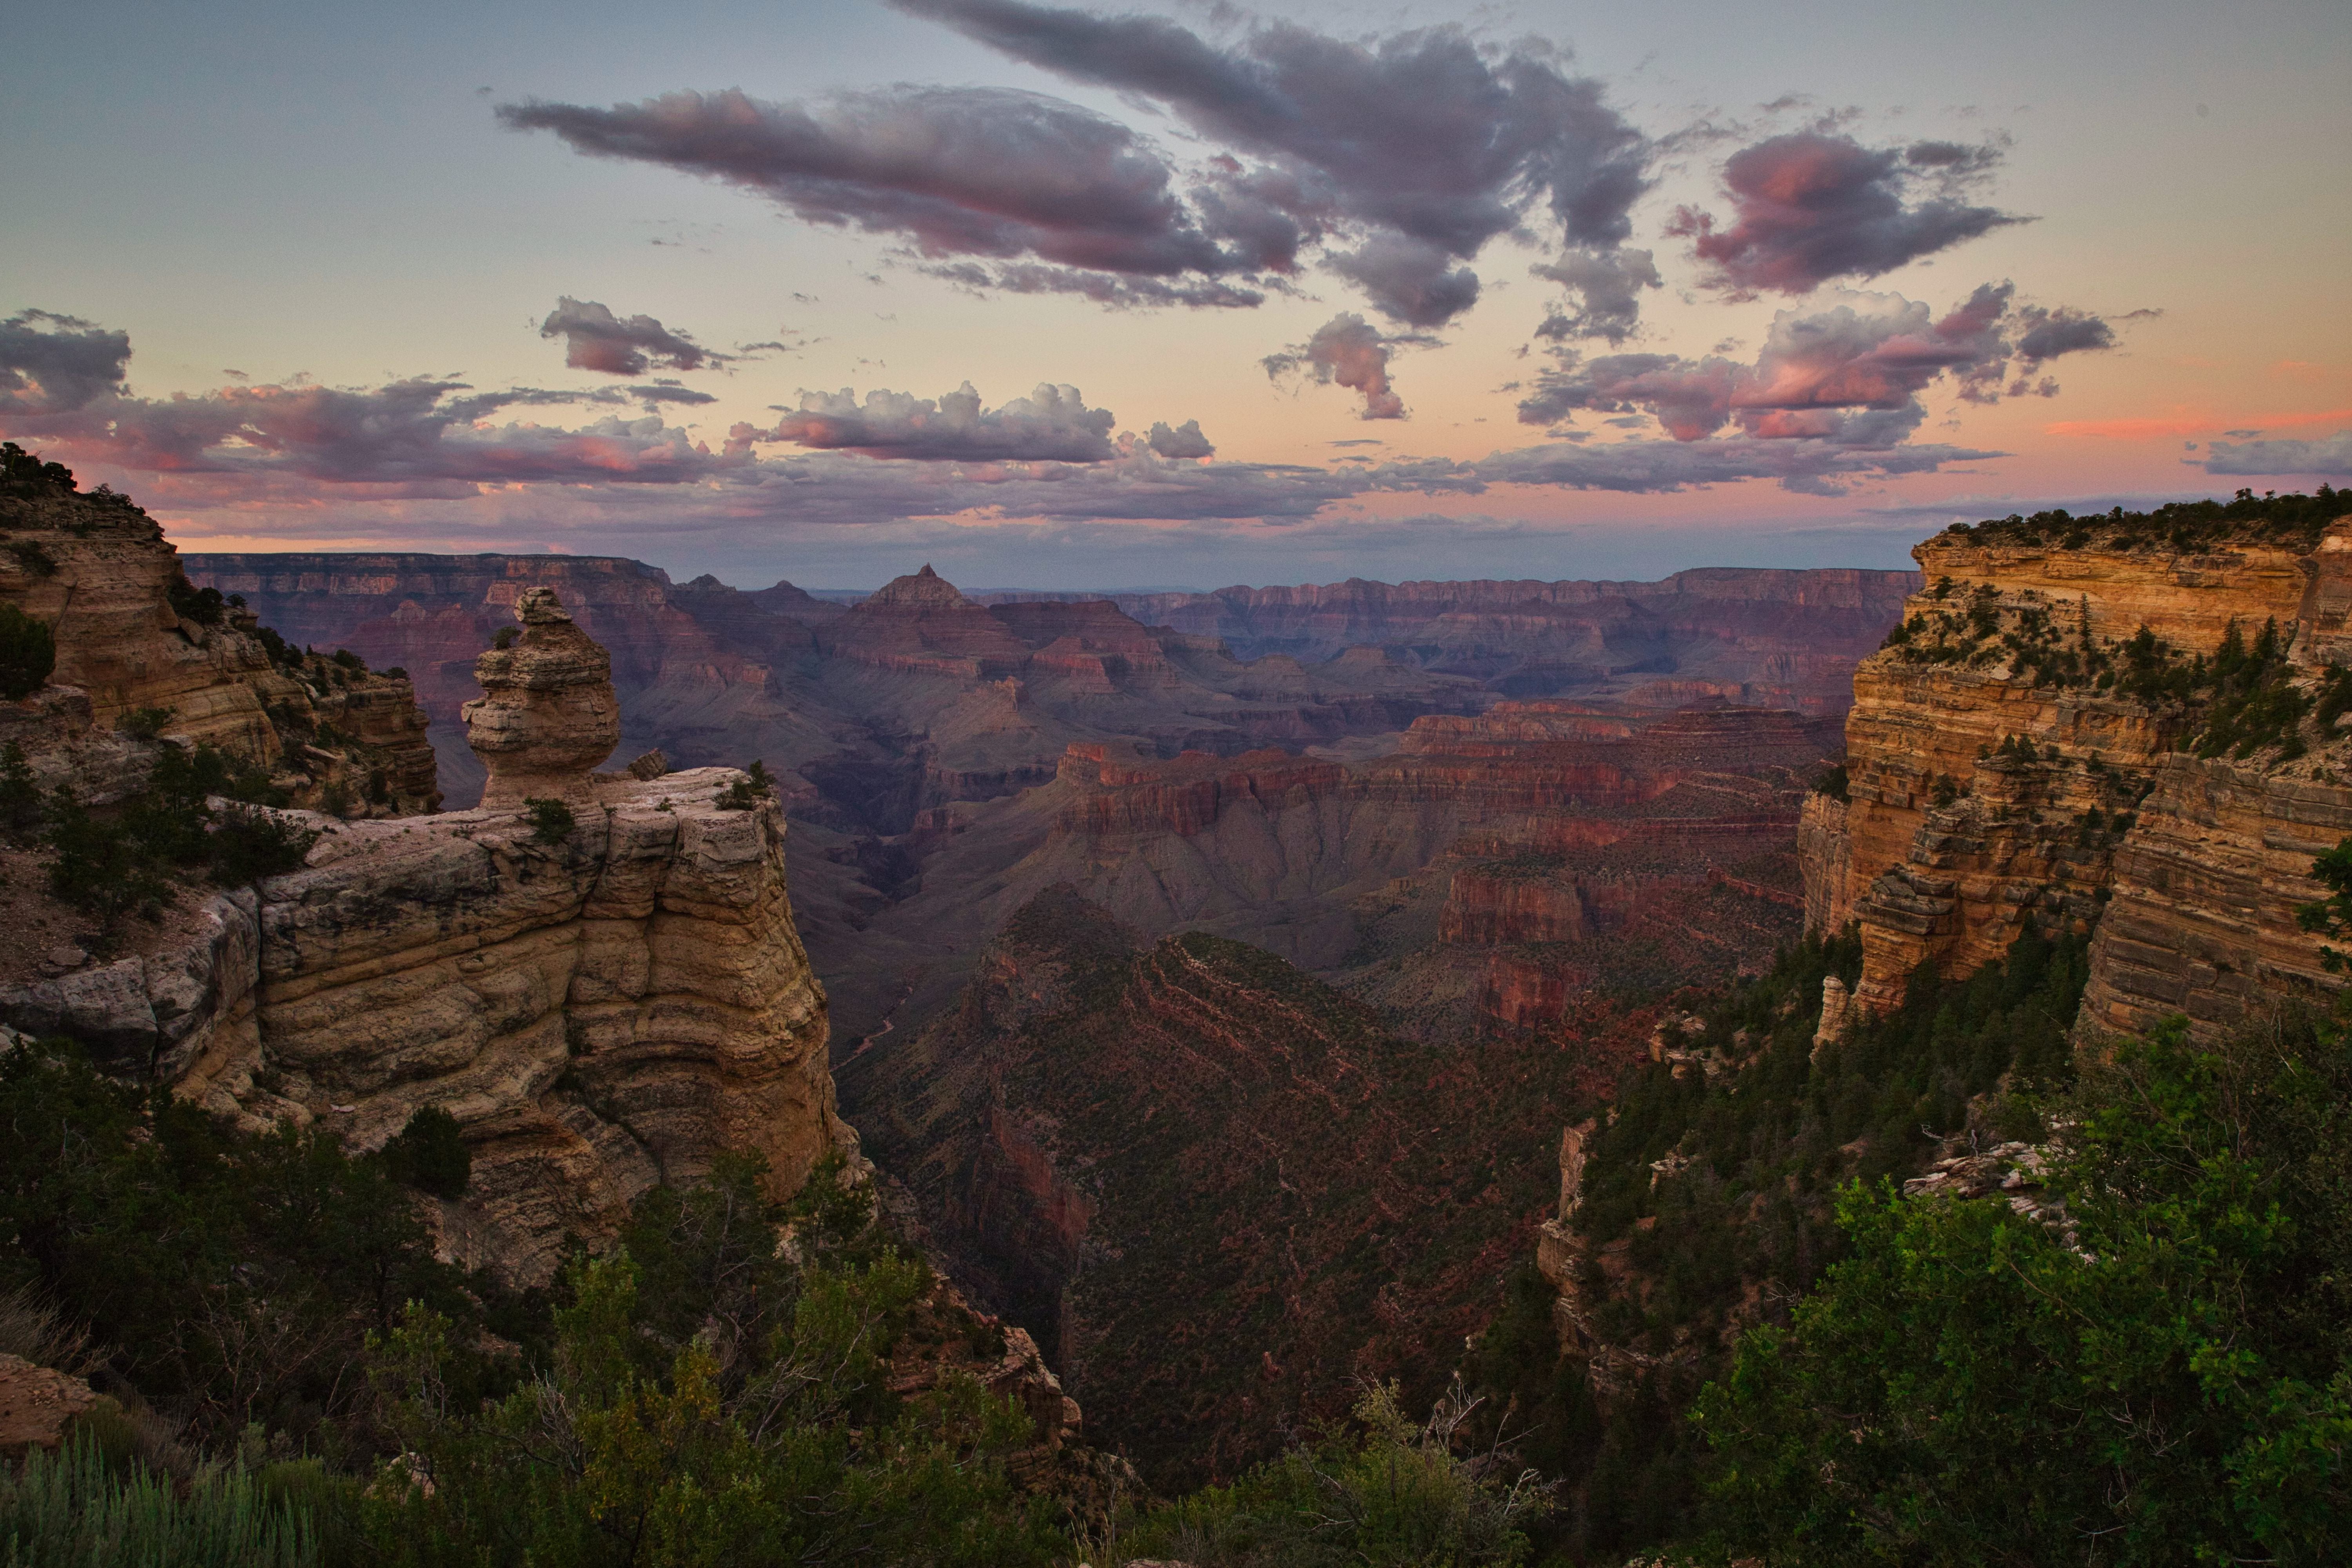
{"left": 184, "top": 554, "right": 1915, "bottom": 1049}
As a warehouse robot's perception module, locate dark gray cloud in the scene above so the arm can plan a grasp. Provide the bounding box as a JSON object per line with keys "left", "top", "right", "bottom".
{"left": 1263, "top": 313, "right": 1429, "bottom": 420}
{"left": 1532, "top": 248, "right": 1662, "bottom": 346}
{"left": 921, "top": 259, "right": 1263, "bottom": 309}
{"left": 1668, "top": 132, "right": 2025, "bottom": 296}
{"left": 1146, "top": 418, "right": 1214, "bottom": 459}
{"left": 1521, "top": 283, "right": 2119, "bottom": 437}
{"left": 539, "top": 297, "right": 722, "bottom": 375}
{"left": 767, "top": 381, "right": 1120, "bottom": 461}
{"left": 2011, "top": 305, "right": 2116, "bottom": 365}
{"left": 2203, "top": 432, "right": 2352, "bottom": 477}
{"left": 516, "top": 0, "right": 1656, "bottom": 327}
{"left": 1323, "top": 234, "right": 1481, "bottom": 328}
{"left": 0, "top": 309, "right": 132, "bottom": 413}
{"left": 502, "top": 86, "right": 1238, "bottom": 294}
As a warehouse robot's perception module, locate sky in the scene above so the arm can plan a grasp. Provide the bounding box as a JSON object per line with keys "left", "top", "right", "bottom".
{"left": 2, "top": 0, "right": 2347, "bottom": 591}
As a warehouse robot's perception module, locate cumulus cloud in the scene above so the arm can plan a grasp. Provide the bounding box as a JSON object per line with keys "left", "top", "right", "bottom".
{"left": 539, "top": 297, "right": 722, "bottom": 375}
{"left": 0, "top": 309, "right": 132, "bottom": 413}
{"left": 512, "top": 5, "right": 1655, "bottom": 328}
{"left": 1668, "top": 132, "right": 2025, "bottom": 297}
{"left": 1263, "top": 313, "right": 1429, "bottom": 420}
{"left": 1323, "top": 235, "right": 1483, "bottom": 330}
{"left": 2011, "top": 305, "right": 2116, "bottom": 365}
{"left": 1146, "top": 419, "right": 1214, "bottom": 459}
{"left": 768, "top": 381, "right": 1121, "bottom": 461}
{"left": 1532, "top": 248, "right": 1662, "bottom": 346}
{"left": 2204, "top": 432, "right": 2352, "bottom": 477}
{"left": 1520, "top": 283, "right": 2120, "bottom": 439}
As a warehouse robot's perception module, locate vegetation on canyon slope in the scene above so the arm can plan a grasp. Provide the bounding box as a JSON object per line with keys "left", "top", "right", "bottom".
{"left": 1464, "top": 923, "right": 2352, "bottom": 1565}
{"left": 1940, "top": 485, "right": 2346, "bottom": 554}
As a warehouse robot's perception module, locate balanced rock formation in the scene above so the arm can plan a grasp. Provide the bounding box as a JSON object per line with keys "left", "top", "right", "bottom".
{"left": 463, "top": 587, "right": 621, "bottom": 808}
{"left": 1, "top": 582, "right": 849, "bottom": 1286}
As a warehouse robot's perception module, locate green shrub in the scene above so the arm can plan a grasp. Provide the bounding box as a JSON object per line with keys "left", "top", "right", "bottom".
{"left": 166, "top": 573, "right": 227, "bottom": 626}
{"left": 717, "top": 758, "right": 775, "bottom": 810}
{"left": 491, "top": 624, "right": 519, "bottom": 651}
{"left": 0, "top": 599, "right": 56, "bottom": 699}
{"left": 117, "top": 705, "right": 174, "bottom": 740}
{"left": 7, "top": 538, "right": 58, "bottom": 577}
{"left": 1810, "top": 763, "right": 1848, "bottom": 801}
{"left": 521, "top": 797, "right": 575, "bottom": 844}
{"left": 206, "top": 804, "right": 319, "bottom": 885}
{"left": 0, "top": 742, "right": 41, "bottom": 843}
{"left": 1121, "top": 1380, "right": 1552, "bottom": 1566}
{"left": 381, "top": 1106, "right": 471, "bottom": 1199}
{"left": 1697, "top": 1011, "right": 2352, "bottom": 1565}
{"left": 0, "top": 1434, "right": 316, "bottom": 1568}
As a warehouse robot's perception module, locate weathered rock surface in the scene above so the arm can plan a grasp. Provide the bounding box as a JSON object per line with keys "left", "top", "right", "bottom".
{"left": 463, "top": 587, "right": 621, "bottom": 808}
{"left": 153, "top": 772, "right": 842, "bottom": 1285}
{"left": 0, "top": 484, "right": 437, "bottom": 814}
{"left": 0, "top": 1354, "right": 99, "bottom": 1463}
{"left": 1805, "top": 516, "right": 2352, "bottom": 1035}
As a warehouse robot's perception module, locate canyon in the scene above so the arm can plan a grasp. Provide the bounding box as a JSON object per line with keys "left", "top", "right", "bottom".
{"left": 186, "top": 552, "right": 1902, "bottom": 1050}
{"left": 841, "top": 886, "right": 1661, "bottom": 1487}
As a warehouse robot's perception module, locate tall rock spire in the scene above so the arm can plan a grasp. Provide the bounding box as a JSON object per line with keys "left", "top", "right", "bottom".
{"left": 462, "top": 586, "right": 619, "bottom": 808}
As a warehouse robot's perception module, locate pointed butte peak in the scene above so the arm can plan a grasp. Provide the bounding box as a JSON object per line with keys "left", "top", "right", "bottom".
{"left": 864, "top": 561, "right": 975, "bottom": 610}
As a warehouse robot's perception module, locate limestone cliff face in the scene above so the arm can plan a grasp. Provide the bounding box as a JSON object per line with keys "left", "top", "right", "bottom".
{"left": 1806, "top": 511, "right": 2352, "bottom": 1034}
{"left": 2, "top": 577, "right": 847, "bottom": 1285}
{"left": 0, "top": 483, "right": 437, "bottom": 813}
{"left": 163, "top": 769, "right": 844, "bottom": 1284}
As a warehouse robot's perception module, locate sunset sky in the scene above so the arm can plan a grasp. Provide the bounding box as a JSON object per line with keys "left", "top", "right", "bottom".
{"left": 4, "top": 0, "right": 2346, "bottom": 590}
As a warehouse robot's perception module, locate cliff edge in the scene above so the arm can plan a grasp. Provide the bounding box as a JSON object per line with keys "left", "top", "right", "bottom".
{"left": 1802, "top": 491, "right": 2352, "bottom": 1039}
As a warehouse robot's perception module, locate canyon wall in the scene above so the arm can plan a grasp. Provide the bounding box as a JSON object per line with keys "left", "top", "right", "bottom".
{"left": 1007, "top": 567, "right": 1920, "bottom": 709}
{"left": 1, "top": 486, "right": 437, "bottom": 812}
{"left": 1804, "top": 508, "right": 2352, "bottom": 1037}
{"left": 0, "top": 517, "right": 848, "bottom": 1285}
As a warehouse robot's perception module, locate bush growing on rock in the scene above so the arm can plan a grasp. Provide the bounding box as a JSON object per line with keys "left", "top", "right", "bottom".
{"left": 380, "top": 1106, "right": 470, "bottom": 1199}
{"left": 522, "top": 796, "right": 575, "bottom": 844}
{"left": 0, "top": 599, "right": 56, "bottom": 699}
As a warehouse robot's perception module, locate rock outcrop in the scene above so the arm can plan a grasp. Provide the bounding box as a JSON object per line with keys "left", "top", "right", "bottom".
{"left": 462, "top": 587, "right": 621, "bottom": 808}
{"left": 0, "top": 1355, "right": 99, "bottom": 1463}
{"left": 160, "top": 766, "right": 846, "bottom": 1285}
{"left": 0, "top": 568, "right": 847, "bottom": 1286}
{"left": 1802, "top": 502, "right": 2352, "bottom": 1037}
{"left": 0, "top": 474, "right": 437, "bottom": 814}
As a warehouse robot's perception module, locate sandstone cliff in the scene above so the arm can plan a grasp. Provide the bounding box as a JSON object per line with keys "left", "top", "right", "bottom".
{"left": 1802, "top": 495, "right": 2352, "bottom": 1037}
{"left": 0, "top": 562, "right": 848, "bottom": 1285}
{"left": 0, "top": 467, "right": 437, "bottom": 814}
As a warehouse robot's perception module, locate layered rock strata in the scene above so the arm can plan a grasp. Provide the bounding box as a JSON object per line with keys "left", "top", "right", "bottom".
{"left": 0, "top": 482, "right": 437, "bottom": 813}
{"left": 2, "top": 591, "right": 846, "bottom": 1286}
{"left": 1806, "top": 514, "right": 2352, "bottom": 1035}
{"left": 463, "top": 587, "right": 621, "bottom": 808}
